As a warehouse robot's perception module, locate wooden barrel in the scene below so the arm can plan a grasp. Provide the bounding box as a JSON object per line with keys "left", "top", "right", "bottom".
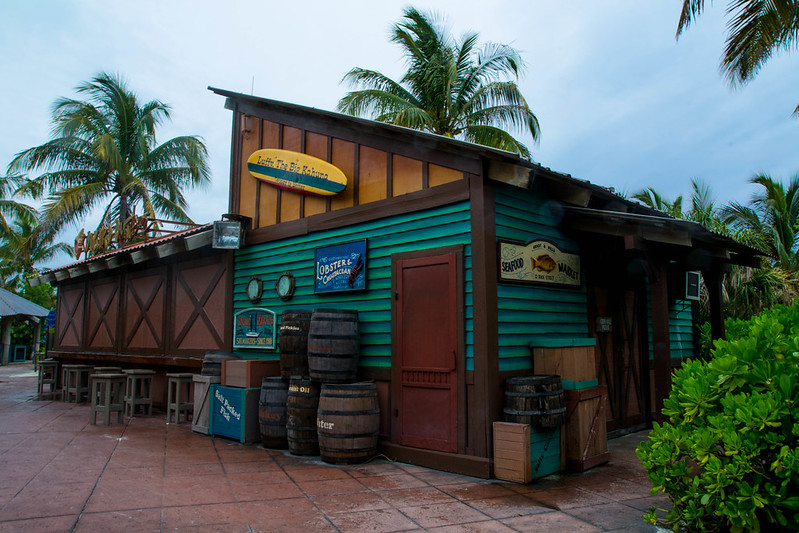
{"left": 307, "top": 309, "right": 360, "bottom": 383}
{"left": 259, "top": 377, "right": 289, "bottom": 449}
{"left": 279, "top": 310, "right": 312, "bottom": 380}
{"left": 201, "top": 351, "right": 239, "bottom": 376}
{"left": 286, "top": 378, "right": 320, "bottom": 455}
{"left": 503, "top": 375, "right": 566, "bottom": 428}
{"left": 317, "top": 382, "right": 380, "bottom": 465}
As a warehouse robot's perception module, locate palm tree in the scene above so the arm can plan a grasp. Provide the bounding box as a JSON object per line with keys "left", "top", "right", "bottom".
{"left": 722, "top": 173, "right": 799, "bottom": 273}
{"left": 8, "top": 72, "right": 210, "bottom": 235}
{"left": 677, "top": 0, "right": 799, "bottom": 114}
{"left": 0, "top": 174, "right": 38, "bottom": 235}
{"left": 632, "top": 187, "right": 684, "bottom": 218}
{"left": 337, "top": 7, "right": 540, "bottom": 158}
{"left": 0, "top": 214, "right": 73, "bottom": 290}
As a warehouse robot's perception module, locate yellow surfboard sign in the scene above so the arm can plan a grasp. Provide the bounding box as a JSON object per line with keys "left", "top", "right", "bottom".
{"left": 247, "top": 149, "right": 347, "bottom": 196}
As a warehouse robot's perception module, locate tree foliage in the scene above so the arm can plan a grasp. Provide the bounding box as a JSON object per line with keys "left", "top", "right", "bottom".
{"left": 338, "top": 7, "right": 539, "bottom": 158}
{"left": 677, "top": 0, "right": 799, "bottom": 115}
{"left": 638, "top": 305, "right": 799, "bottom": 532}
{"left": 8, "top": 72, "right": 211, "bottom": 235}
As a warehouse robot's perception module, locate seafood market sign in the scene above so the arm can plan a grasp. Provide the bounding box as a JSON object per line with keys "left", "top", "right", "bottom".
{"left": 315, "top": 240, "right": 367, "bottom": 293}
{"left": 498, "top": 239, "right": 581, "bottom": 287}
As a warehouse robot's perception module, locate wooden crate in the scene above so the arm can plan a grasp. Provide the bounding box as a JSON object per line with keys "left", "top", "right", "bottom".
{"left": 493, "top": 422, "right": 561, "bottom": 483}
{"left": 209, "top": 385, "right": 261, "bottom": 443}
{"left": 192, "top": 375, "right": 221, "bottom": 435}
{"left": 222, "top": 359, "right": 280, "bottom": 388}
{"left": 563, "top": 386, "right": 610, "bottom": 471}
{"left": 532, "top": 345, "right": 597, "bottom": 387}
{"left": 494, "top": 422, "right": 531, "bottom": 483}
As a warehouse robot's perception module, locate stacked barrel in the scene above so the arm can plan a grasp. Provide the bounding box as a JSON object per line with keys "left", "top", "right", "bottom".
{"left": 258, "top": 308, "right": 380, "bottom": 464}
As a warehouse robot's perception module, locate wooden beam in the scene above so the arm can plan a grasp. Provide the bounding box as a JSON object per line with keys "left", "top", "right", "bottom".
{"left": 131, "top": 248, "right": 158, "bottom": 264}
{"left": 157, "top": 240, "right": 186, "bottom": 259}
{"left": 185, "top": 230, "right": 213, "bottom": 251}
{"left": 649, "top": 260, "right": 671, "bottom": 424}
{"left": 106, "top": 255, "right": 131, "bottom": 269}
{"left": 487, "top": 160, "right": 531, "bottom": 188}
{"left": 703, "top": 266, "right": 726, "bottom": 341}
{"left": 87, "top": 259, "right": 108, "bottom": 273}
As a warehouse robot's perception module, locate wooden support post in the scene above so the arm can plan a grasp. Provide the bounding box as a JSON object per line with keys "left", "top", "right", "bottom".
{"left": 703, "top": 266, "right": 726, "bottom": 341}
{"left": 649, "top": 260, "right": 671, "bottom": 423}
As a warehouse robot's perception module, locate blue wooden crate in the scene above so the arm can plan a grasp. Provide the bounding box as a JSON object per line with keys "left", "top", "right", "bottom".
{"left": 531, "top": 426, "right": 561, "bottom": 479}
{"left": 209, "top": 385, "right": 261, "bottom": 444}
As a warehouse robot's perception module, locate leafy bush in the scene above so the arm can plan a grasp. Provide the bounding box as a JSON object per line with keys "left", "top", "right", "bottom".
{"left": 637, "top": 306, "right": 799, "bottom": 532}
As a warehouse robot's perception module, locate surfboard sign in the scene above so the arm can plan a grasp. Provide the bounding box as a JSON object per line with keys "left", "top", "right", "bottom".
{"left": 247, "top": 149, "right": 347, "bottom": 196}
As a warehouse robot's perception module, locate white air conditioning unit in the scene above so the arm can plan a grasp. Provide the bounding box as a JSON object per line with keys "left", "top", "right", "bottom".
{"left": 685, "top": 271, "right": 701, "bottom": 301}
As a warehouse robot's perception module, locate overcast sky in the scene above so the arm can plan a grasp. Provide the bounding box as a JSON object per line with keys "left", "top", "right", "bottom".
{"left": 2, "top": 1, "right": 798, "bottom": 266}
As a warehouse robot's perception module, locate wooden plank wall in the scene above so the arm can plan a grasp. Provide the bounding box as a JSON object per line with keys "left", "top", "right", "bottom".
{"left": 493, "top": 184, "right": 590, "bottom": 372}
{"left": 237, "top": 116, "right": 464, "bottom": 230}
{"left": 52, "top": 251, "right": 232, "bottom": 362}
{"left": 233, "top": 202, "right": 474, "bottom": 370}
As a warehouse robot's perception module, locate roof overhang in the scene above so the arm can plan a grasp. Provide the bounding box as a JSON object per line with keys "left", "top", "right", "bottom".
{"left": 30, "top": 224, "right": 215, "bottom": 286}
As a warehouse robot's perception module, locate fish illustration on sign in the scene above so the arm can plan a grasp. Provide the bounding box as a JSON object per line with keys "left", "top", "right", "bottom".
{"left": 247, "top": 149, "right": 347, "bottom": 196}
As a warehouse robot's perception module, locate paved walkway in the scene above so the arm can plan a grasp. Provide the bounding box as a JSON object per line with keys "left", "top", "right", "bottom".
{"left": 0, "top": 363, "right": 667, "bottom": 532}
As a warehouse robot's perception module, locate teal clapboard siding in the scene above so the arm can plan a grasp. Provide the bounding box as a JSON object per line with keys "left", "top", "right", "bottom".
{"left": 494, "top": 185, "right": 590, "bottom": 372}
{"left": 645, "top": 289, "right": 695, "bottom": 360}
{"left": 233, "top": 202, "right": 473, "bottom": 369}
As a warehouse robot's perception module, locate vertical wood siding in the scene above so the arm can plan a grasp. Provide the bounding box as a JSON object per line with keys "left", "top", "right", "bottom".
{"left": 234, "top": 202, "right": 474, "bottom": 369}
{"left": 494, "top": 185, "right": 590, "bottom": 372}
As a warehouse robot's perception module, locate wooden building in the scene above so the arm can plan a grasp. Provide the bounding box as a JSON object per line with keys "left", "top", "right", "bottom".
{"left": 33, "top": 225, "right": 233, "bottom": 403}
{"left": 34, "top": 86, "right": 760, "bottom": 478}
{"left": 210, "top": 88, "right": 760, "bottom": 476}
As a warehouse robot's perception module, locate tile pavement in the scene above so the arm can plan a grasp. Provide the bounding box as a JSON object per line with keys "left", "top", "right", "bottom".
{"left": 0, "top": 363, "right": 669, "bottom": 532}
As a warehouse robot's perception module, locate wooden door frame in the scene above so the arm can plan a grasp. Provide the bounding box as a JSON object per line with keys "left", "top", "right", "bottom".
{"left": 390, "top": 244, "right": 466, "bottom": 453}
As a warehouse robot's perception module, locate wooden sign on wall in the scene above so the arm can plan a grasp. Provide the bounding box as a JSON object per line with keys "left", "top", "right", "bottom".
{"left": 498, "top": 239, "right": 581, "bottom": 287}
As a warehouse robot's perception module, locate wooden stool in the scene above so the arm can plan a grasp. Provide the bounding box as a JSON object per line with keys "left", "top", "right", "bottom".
{"left": 124, "top": 369, "right": 155, "bottom": 417}
{"left": 62, "top": 364, "right": 93, "bottom": 403}
{"left": 166, "top": 373, "right": 194, "bottom": 424}
{"left": 37, "top": 359, "right": 59, "bottom": 400}
{"left": 89, "top": 373, "right": 126, "bottom": 425}
{"left": 93, "top": 366, "right": 123, "bottom": 373}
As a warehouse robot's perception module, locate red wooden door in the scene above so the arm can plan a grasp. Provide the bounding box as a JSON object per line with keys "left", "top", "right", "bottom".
{"left": 395, "top": 252, "right": 458, "bottom": 453}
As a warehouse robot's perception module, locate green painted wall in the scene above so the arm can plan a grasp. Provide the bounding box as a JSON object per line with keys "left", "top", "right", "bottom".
{"left": 645, "top": 290, "right": 696, "bottom": 360}
{"left": 494, "top": 185, "right": 590, "bottom": 372}
{"left": 233, "top": 201, "right": 474, "bottom": 369}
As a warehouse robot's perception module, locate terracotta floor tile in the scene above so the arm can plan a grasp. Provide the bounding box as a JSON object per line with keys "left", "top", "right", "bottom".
{"left": 165, "top": 461, "right": 224, "bottom": 477}
{"left": 526, "top": 486, "right": 614, "bottom": 510}
{"left": 377, "top": 486, "right": 456, "bottom": 507}
{"left": 341, "top": 460, "right": 409, "bottom": 478}
{"left": 399, "top": 501, "right": 490, "bottom": 528}
{"left": 225, "top": 469, "right": 293, "bottom": 486}
{"left": 162, "top": 475, "right": 236, "bottom": 507}
{"left": 311, "top": 490, "right": 392, "bottom": 515}
{"left": 623, "top": 494, "right": 671, "bottom": 512}
{"left": 84, "top": 469, "right": 164, "bottom": 512}
{"left": 73, "top": 508, "right": 162, "bottom": 532}
{"left": 282, "top": 464, "right": 354, "bottom": 482}
{"left": 501, "top": 510, "right": 602, "bottom": 532}
{"left": 427, "top": 521, "right": 519, "bottom": 532}
{"left": 0, "top": 513, "right": 77, "bottom": 533}
{"left": 357, "top": 473, "right": 430, "bottom": 491}
{"left": 295, "top": 476, "right": 368, "bottom": 496}
{"left": 162, "top": 502, "right": 245, "bottom": 529}
{"left": 0, "top": 481, "right": 94, "bottom": 521}
{"left": 566, "top": 501, "right": 655, "bottom": 531}
{"left": 464, "top": 493, "right": 553, "bottom": 519}
{"left": 231, "top": 481, "right": 304, "bottom": 502}
{"left": 221, "top": 459, "right": 281, "bottom": 474}
{"left": 438, "top": 482, "right": 518, "bottom": 501}
{"left": 325, "top": 507, "right": 421, "bottom": 533}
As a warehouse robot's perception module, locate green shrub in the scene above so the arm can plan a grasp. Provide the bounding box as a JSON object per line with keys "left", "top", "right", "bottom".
{"left": 637, "top": 306, "right": 799, "bottom": 532}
